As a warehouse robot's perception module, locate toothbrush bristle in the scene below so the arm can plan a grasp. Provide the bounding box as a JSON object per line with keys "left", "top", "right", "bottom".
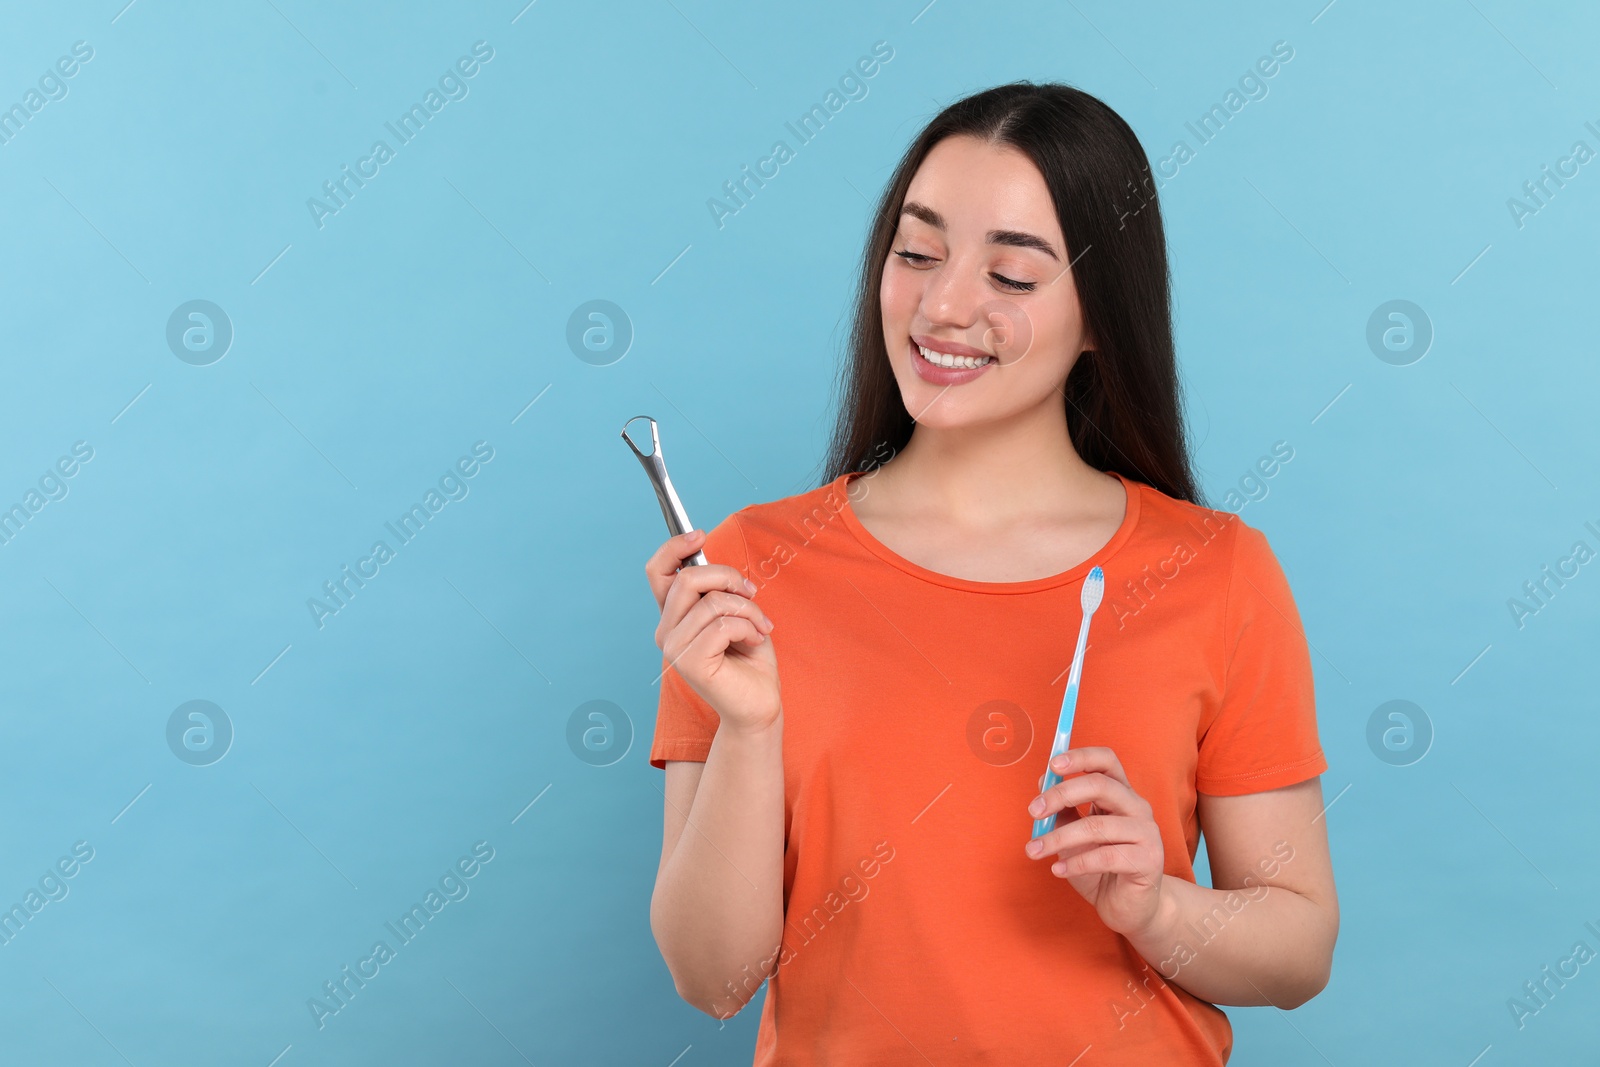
{"left": 1081, "top": 566, "right": 1104, "bottom": 612}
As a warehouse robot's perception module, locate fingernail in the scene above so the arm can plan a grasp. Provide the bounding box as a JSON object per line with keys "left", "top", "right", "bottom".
{"left": 1026, "top": 839, "right": 1043, "bottom": 856}
{"left": 1053, "top": 754, "right": 1069, "bottom": 770}
{"left": 743, "top": 578, "right": 757, "bottom": 594}
{"left": 1029, "top": 797, "right": 1044, "bottom": 816}
{"left": 689, "top": 528, "right": 704, "bottom": 539}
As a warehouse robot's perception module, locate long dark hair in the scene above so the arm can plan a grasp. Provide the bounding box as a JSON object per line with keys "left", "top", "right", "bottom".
{"left": 820, "top": 81, "right": 1202, "bottom": 506}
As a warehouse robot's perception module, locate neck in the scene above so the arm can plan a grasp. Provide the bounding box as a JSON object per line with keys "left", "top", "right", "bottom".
{"left": 871, "top": 397, "right": 1110, "bottom": 524}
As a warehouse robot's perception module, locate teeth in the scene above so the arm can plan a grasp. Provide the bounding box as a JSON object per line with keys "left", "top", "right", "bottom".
{"left": 917, "top": 344, "right": 993, "bottom": 369}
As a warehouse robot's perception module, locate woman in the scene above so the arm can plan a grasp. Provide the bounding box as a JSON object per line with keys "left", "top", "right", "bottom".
{"left": 644, "top": 81, "right": 1337, "bottom": 1064}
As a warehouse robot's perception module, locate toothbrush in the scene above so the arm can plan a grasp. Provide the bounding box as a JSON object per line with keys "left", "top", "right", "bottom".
{"left": 1031, "top": 566, "right": 1105, "bottom": 841}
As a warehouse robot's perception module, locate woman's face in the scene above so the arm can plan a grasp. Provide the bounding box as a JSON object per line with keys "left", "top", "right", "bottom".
{"left": 880, "top": 134, "right": 1093, "bottom": 429}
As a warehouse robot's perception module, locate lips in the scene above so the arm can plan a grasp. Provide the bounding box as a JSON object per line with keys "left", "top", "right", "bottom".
{"left": 908, "top": 337, "right": 997, "bottom": 385}
{"left": 912, "top": 334, "right": 991, "bottom": 360}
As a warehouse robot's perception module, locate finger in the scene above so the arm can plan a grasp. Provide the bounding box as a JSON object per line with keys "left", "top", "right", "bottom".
{"left": 655, "top": 564, "right": 768, "bottom": 647}
{"left": 1025, "top": 813, "right": 1144, "bottom": 859}
{"left": 1049, "top": 844, "right": 1152, "bottom": 878}
{"left": 674, "top": 611, "right": 768, "bottom": 672}
{"left": 1049, "top": 746, "right": 1131, "bottom": 788}
{"left": 644, "top": 529, "right": 710, "bottom": 609}
{"left": 661, "top": 564, "right": 762, "bottom": 632}
{"left": 662, "top": 585, "right": 774, "bottom": 668}
{"left": 667, "top": 589, "right": 774, "bottom": 657}
{"left": 1030, "top": 771, "right": 1149, "bottom": 822}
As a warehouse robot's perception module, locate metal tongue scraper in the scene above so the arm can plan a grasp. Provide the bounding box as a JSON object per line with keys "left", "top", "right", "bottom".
{"left": 621, "top": 415, "right": 707, "bottom": 567}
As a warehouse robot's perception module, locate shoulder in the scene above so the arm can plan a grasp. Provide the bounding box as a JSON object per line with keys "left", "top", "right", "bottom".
{"left": 698, "top": 474, "right": 855, "bottom": 565}
{"left": 1117, "top": 476, "right": 1305, "bottom": 665}
{"left": 1117, "top": 475, "right": 1290, "bottom": 591}
{"left": 731, "top": 474, "right": 856, "bottom": 540}
{"left": 1121, "top": 475, "right": 1244, "bottom": 557}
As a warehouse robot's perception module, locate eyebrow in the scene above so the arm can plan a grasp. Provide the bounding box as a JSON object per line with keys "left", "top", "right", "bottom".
{"left": 900, "top": 200, "right": 1061, "bottom": 262}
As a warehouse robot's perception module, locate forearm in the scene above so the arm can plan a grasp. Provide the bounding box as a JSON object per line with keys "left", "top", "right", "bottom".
{"left": 650, "top": 716, "right": 786, "bottom": 1018}
{"left": 1124, "top": 874, "right": 1335, "bottom": 1008}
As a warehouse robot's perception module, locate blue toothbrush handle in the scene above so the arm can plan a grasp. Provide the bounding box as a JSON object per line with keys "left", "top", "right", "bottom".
{"left": 1031, "top": 681, "right": 1081, "bottom": 840}
{"left": 1032, "top": 567, "right": 1101, "bottom": 844}
{"left": 1031, "top": 745, "right": 1068, "bottom": 839}
{"left": 1031, "top": 762, "right": 1067, "bottom": 839}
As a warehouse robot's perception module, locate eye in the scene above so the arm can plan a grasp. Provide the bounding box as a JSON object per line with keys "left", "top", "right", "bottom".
{"left": 894, "top": 250, "right": 1036, "bottom": 292}
{"left": 992, "top": 272, "right": 1036, "bottom": 292}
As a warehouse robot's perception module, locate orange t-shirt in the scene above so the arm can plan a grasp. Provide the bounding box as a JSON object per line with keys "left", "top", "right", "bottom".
{"left": 650, "top": 468, "right": 1328, "bottom": 1065}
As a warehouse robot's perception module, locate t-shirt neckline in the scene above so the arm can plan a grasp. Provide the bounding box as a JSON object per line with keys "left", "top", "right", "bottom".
{"left": 832, "top": 469, "right": 1142, "bottom": 594}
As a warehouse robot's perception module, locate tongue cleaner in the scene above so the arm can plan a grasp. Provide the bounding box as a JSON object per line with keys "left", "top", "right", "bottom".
{"left": 1031, "top": 566, "right": 1105, "bottom": 841}
{"left": 621, "top": 415, "right": 707, "bottom": 567}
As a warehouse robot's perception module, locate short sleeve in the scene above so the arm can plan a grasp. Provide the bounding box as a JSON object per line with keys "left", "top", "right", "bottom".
{"left": 647, "top": 511, "right": 753, "bottom": 770}
{"left": 1195, "top": 522, "right": 1329, "bottom": 796}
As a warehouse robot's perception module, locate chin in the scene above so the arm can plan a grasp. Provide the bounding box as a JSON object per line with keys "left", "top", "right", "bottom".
{"left": 893, "top": 384, "right": 987, "bottom": 427}
{"left": 898, "top": 371, "right": 1064, "bottom": 431}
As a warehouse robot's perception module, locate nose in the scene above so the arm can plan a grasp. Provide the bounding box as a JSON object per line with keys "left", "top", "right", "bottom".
{"left": 916, "top": 254, "right": 1032, "bottom": 358}
{"left": 918, "top": 250, "right": 988, "bottom": 334}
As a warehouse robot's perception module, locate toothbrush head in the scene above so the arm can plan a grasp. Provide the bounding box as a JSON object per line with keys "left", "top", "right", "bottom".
{"left": 1081, "top": 566, "right": 1104, "bottom": 614}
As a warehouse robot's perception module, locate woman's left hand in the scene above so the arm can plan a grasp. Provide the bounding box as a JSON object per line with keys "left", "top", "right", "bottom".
{"left": 1024, "top": 746, "right": 1168, "bottom": 938}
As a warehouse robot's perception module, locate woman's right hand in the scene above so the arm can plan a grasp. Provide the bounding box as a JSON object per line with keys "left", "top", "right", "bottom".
{"left": 646, "top": 530, "right": 780, "bottom": 733}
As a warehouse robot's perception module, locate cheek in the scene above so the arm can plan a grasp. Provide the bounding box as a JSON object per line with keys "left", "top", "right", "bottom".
{"left": 879, "top": 264, "right": 919, "bottom": 323}
{"left": 976, "top": 299, "right": 1036, "bottom": 357}
{"left": 980, "top": 303, "right": 1045, "bottom": 367}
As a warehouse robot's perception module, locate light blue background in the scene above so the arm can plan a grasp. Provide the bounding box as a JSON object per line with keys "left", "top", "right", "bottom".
{"left": 1, "top": 0, "right": 1595, "bottom": 1063}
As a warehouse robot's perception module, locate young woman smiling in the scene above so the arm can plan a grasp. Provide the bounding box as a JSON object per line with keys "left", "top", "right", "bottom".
{"left": 645, "top": 82, "right": 1337, "bottom": 1064}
